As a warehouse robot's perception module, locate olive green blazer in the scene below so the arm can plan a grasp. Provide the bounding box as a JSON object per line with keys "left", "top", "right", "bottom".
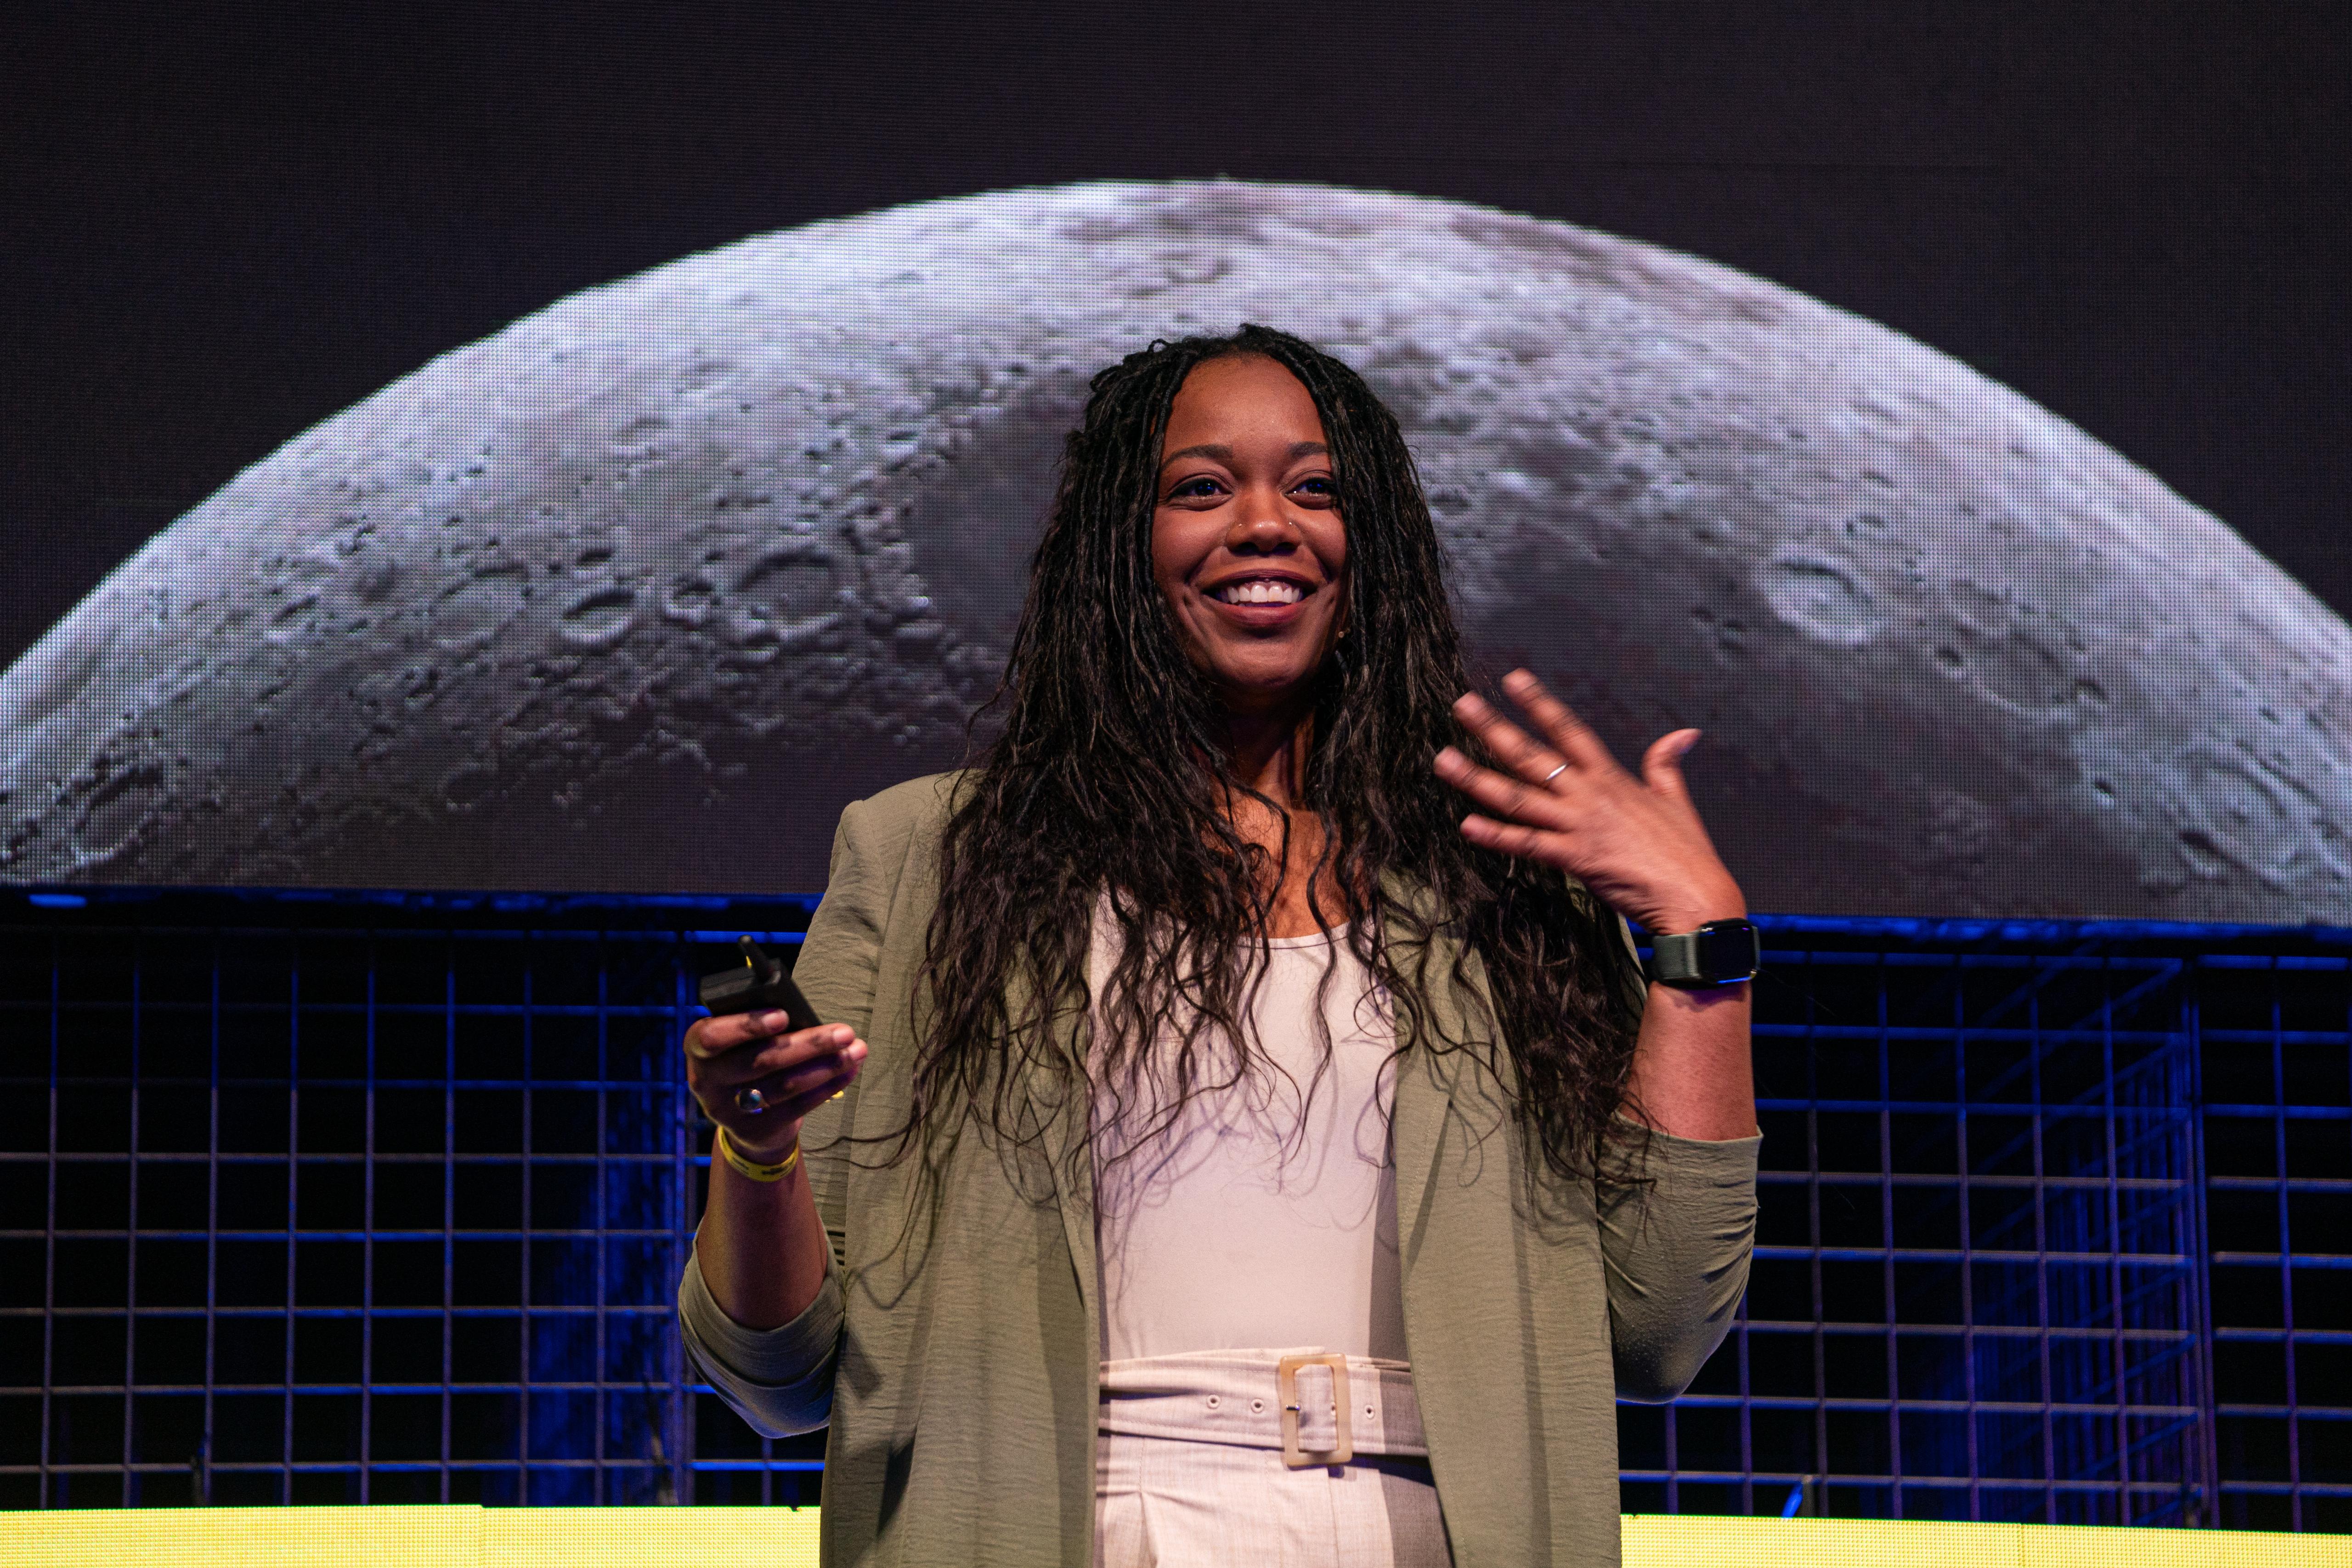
{"left": 681, "top": 774, "right": 1759, "bottom": 1567}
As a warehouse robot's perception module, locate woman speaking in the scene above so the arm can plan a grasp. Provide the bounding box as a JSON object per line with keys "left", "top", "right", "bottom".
{"left": 676, "top": 326, "right": 1760, "bottom": 1567}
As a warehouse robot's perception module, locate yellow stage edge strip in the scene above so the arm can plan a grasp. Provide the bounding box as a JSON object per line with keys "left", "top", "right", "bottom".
{"left": 1621, "top": 1514, "right": 2352, "bottom": 1568}
{"left": 0, "top": 1508, "right": 2342, "bottom": 1568}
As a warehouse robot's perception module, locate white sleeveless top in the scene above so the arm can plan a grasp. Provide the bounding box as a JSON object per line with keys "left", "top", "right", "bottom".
{"left": 1089, "top": 918, "right": 1407, "bottom": 1362}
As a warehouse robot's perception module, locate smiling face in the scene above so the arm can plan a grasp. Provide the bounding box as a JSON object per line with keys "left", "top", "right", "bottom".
{"left": 1151, "top": 354, "right": 1349, "bottom": 717}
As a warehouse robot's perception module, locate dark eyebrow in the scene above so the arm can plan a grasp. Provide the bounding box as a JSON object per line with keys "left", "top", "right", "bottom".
{"left": 1158, "top": 441, "right": 1329, "bottom": 469}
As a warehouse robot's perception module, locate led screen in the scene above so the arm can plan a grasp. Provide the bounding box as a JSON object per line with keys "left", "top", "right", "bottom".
{"left": 6, "top": 11, "right": 2345, "bottom": 921}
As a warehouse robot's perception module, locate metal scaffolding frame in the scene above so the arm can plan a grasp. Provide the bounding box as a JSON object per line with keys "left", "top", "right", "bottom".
{"left": 2, "top": 892, "right": 2346, "bottom": 1523}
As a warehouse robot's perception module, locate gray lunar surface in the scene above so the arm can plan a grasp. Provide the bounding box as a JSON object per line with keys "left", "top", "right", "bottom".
{"left": 4, "top": 181, "right": 2348, "bottom": 917}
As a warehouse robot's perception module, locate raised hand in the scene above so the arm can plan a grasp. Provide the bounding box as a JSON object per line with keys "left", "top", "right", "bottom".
{"left": 684, "top": 1012, "right": 867, "bottom": 1162}
{"left": 1433, "top": 668, "right": 1745, "bottom": 938}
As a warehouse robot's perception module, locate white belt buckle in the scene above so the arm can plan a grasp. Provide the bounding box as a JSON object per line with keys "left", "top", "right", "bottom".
{"left": 1277, "top": 1353, "right": 1353, "bottom": 1469}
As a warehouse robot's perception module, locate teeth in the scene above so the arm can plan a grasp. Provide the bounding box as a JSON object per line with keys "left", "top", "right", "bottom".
{"left": 1215, "top": 580, "right": 1305, "bottom": 605}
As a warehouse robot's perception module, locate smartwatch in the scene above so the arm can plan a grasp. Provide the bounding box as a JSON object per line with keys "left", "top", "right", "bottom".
{"left": 1642, "top": 917, "right": 1763, "bottom": 988}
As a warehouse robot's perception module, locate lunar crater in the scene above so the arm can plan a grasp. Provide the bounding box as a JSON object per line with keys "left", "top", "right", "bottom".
{"left": 1758, "top": 555, "right": 1881, "bottom": 646}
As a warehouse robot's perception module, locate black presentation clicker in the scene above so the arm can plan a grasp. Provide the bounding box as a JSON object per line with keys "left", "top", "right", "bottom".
{"left": 699, "top": 935, "right": 824, "bottom": 1032}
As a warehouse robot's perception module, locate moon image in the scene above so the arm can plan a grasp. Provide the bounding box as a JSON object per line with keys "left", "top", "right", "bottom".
{"left": 3, "top": 181, "right": 2347, "bottom": 918}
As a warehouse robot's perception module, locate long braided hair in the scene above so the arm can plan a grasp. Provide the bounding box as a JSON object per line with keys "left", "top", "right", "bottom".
{"left": 902, "top": 325, "right": 1642, "bottom": 1187}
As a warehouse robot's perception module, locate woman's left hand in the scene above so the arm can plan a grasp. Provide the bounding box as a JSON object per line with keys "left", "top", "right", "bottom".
{"left": 1434, "top": 668, "right": 1745, "bottom": 938}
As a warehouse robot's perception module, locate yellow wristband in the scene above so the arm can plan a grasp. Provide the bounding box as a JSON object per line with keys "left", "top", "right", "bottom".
{"left": 715, "top": 1125, "right": 802, "bottom": 1183}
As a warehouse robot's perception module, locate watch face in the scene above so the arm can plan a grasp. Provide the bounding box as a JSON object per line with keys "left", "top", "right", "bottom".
{"left": 1692, "top": 918, "right": 1761, "bottom": 981}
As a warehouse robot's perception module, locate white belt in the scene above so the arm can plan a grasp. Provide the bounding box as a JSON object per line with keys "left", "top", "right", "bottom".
{"left": 1098, "top": 1349, "right": 1425, "bottom": 1467}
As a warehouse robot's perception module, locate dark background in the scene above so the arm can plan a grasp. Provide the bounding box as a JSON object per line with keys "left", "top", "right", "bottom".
{"left": 3, "top": 1, "right": 2348, "bottom": 675}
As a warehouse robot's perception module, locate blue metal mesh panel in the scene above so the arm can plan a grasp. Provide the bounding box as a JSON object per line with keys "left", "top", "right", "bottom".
{"left": 2197, "top": 952, "right": 2352, "bottom": 1534}
{"left": 1617, "top": 931, "right": 2208, "bottom": 1526}
{"left": 0, "top": 901, "right": 818, "bottom": 1507}
{"left": 3, "top": 892, "right": 2347, "bottom": 1523}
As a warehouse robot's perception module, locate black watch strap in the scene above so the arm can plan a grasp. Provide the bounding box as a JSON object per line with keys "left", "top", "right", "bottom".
{"left": 1643, "top": 917, "right": 1763, "bottom": 988}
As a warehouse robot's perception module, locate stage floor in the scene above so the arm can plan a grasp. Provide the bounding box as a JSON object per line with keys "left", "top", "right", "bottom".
{"left": 0, "top": 1510, "right": 2342, "bottom": 1566}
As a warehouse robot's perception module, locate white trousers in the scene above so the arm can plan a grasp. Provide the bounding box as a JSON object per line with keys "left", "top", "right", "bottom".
{"left": 1093, "top": 1352, "right": 1451, "bottom": 1568}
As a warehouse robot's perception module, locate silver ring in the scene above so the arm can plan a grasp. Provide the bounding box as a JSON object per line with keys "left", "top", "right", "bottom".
{"left": 1541, "top": 762, "right": 1569, "bottom": 787}
{"left": 734, "top": 1086, "right": 769, "bottom": 1115}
